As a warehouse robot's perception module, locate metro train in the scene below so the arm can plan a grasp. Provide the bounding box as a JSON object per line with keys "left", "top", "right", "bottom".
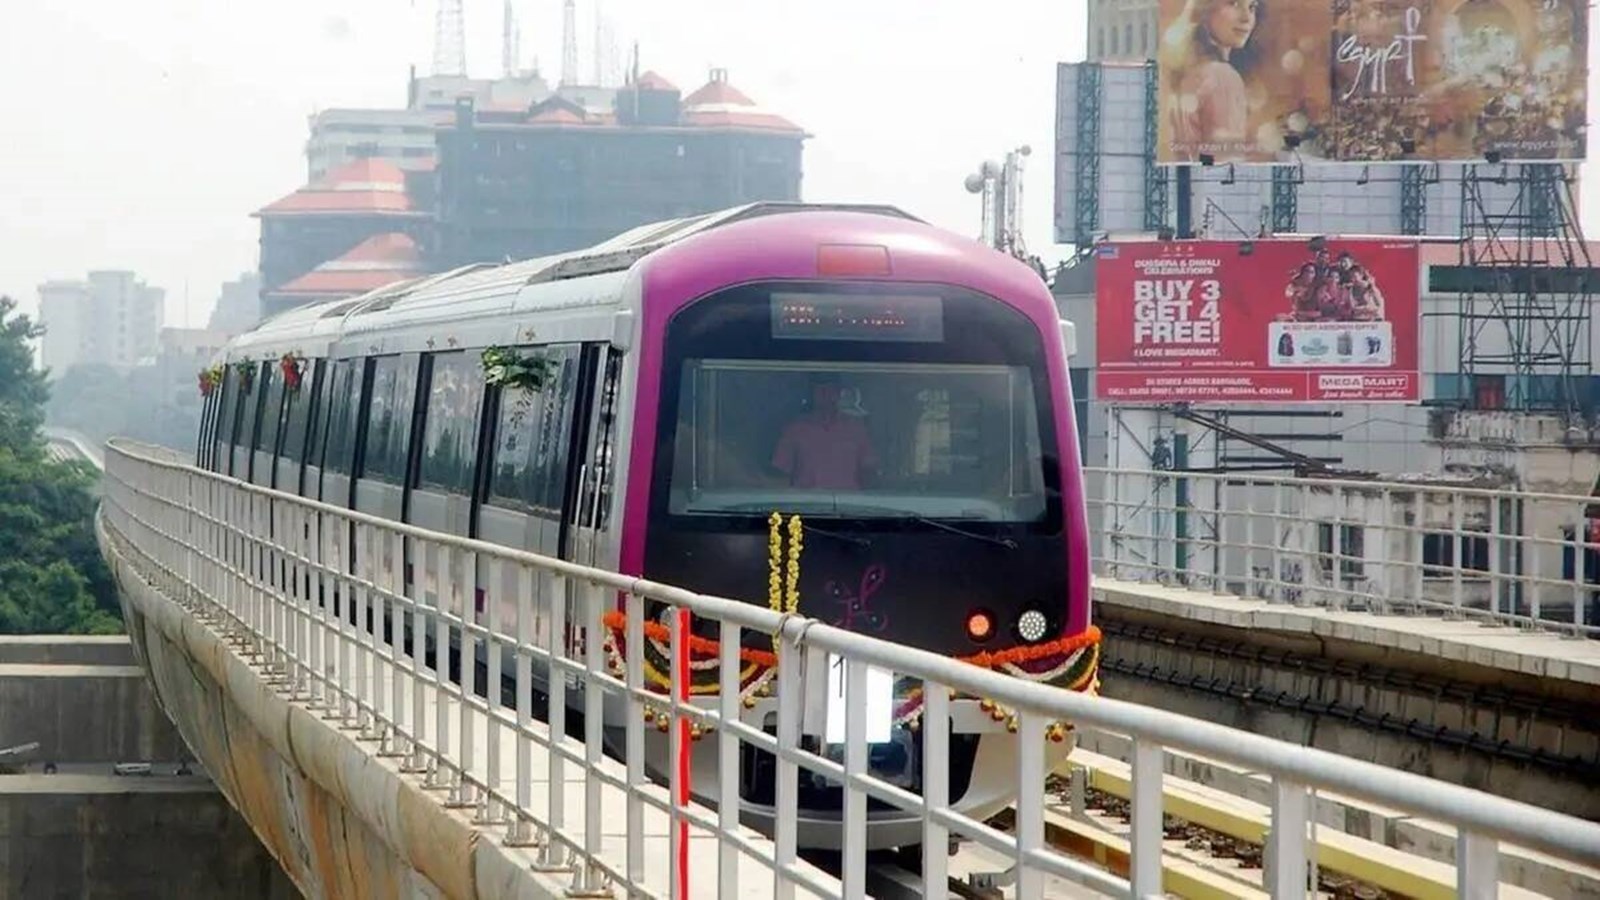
{"left": 195, "top": 202, "right": 1101, "bottom": 851}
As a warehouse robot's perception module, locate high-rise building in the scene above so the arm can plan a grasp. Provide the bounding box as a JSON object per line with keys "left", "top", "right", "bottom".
{"left": 208, "top": 273, "right": 262, "bottom": 335}
{"left": 36, "top": 271, "right": 164, "bottom": 374}
{"left": 1087, "top": 0, "right": 1158, "bottom": 61}
{"left": 435, "top": 69, "right": 807, "bottom": 267}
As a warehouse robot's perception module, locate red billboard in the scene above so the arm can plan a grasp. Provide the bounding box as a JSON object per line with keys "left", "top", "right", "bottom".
{"left": 1094, "top": 239, "right": 1420, "bottom": 403}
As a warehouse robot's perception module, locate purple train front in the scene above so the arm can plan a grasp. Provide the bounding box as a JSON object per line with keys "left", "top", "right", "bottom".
{"left": 611, "top": 206, "right": 1101, "bottom": 849}
{"left": 197, "top": 202, "right": 1100, "bottom": 852}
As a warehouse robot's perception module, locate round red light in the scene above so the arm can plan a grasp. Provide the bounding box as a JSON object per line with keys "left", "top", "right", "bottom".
{"left": 966, "top": 611, "right": 994, "bottom": 641}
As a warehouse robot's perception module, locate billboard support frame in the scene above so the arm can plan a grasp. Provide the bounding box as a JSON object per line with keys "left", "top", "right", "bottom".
{"left": 1455, "top": 163, "right": 1594, "bottom": 416}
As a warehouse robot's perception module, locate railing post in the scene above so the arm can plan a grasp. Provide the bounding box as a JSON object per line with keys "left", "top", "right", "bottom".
{"left": 1129, "top": 738, "right": 1163, "bottom": 897}
{"left": 1457, "top": 831, "right": 1498, "bottom": 900}
{"left": 1267, "top": 777, "right": 1309, "bottom": 897}
{"left": 921, "top": 682, "right": 949, "bottom": 899}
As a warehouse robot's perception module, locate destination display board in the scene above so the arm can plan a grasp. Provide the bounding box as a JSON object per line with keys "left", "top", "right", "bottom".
{"left": 1094, "top": 238, "right": 1421, "bottom": 403}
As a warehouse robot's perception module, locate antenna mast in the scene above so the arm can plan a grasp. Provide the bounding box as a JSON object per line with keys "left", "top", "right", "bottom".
{"left": 433, "top": 0, "right": 467, "bottom": 76}
{"left": 561, "top": 0, "right": 579, "bottom": 87}
{"left": 591, "top": 0, "right": 604, "bottom": 85}
{"left": 501, "top": 0, "right": 521, "bottom": 77}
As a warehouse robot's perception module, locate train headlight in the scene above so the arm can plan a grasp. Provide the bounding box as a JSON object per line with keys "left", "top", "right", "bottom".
{"left": 1016, "top": 609, "right": 1050, "bottom": 644}
{"left": 965, "top": 610, "right": 996, "bottom": 643}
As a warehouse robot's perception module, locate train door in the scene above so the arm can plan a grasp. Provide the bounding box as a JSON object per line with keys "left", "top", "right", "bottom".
{"left": 250, "top": 363, "right": 286, "bottom": 487}
{"left": 274, "top": 359, "right": 323, "bottom": 496}
{"left": 474, "top": 344, "right": 585, "bottom": 654}
{"left": 229, "top": 363, "right": 263, "bottom": 478}
{"left": 317, "top": 359, "right": 365, "bottom": 508}
{"left": 564, "top": 346, "right": 623, "bottom": 567}
{"left": 408, "top": 351, "right": 486, "bottom": 626}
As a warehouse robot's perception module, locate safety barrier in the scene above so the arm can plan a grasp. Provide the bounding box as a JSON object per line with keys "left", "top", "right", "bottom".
{"left": 1089, "top": 466, "right": 1600, "bottom": 636}
{"left": 101, "top": 439, "right": 1600, "bottom": 898}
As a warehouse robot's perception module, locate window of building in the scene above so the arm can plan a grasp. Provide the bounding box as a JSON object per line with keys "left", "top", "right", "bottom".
{"left": 1423, "top": 531, "right": 1491, "bottom": 576}
{"left": 487, "top": 346, "right": 582, "bottom": 513}
{"left": 361, "top": 356, "right": 421, "bottom": 485}
{"left": 1124, "top": 24, "right": 1133, "bottom": 54}
{"left": 417, "top": 352, "right": 486, "bottom": 493}
{"left": 1316, "top": 523, "right": 1365, "bottom": 578}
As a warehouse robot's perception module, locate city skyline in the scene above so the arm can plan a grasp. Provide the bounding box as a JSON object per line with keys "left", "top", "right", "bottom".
{"left": 2, "top": 0, "right": 1076, "bottom": 329}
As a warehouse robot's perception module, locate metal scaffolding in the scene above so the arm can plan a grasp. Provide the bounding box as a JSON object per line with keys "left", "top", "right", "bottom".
{"left": 1074, "top": 64, "right": 1102, "bottom": 246}
{"left": 1399, "top": 164, "right": 1426, "bottom": 236}
{"left": 1455, "top": 163, "right": 1594, "bottom": 414}
{"left": 1270, "top": 167, "right": 1298, "bottom": 234}
{"left": 1142, "top": 61, "right": 1168, "bottom": 233}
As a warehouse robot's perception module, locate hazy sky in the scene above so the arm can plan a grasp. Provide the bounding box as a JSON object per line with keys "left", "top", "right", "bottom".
{"left": 4, "top": 2, "right": 1599, "bottom": 330}
{"left": 0, "top": 0, "right": 1078, "bottom": 327}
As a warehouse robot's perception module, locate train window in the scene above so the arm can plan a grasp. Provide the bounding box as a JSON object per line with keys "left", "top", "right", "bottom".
{"left": 323, "top": 360, "right": 362, "bottom": 476}
{"left": 361, "top": 355, "right": 420, "bottom": 485}
{"left": 667, "top": 360, "right": 1047, "bottom": 523}
{"left": 255, "top": 366, "right": 284, "bottom": 452}
{"left": 212, "top": 367, "right": 237, "bottom": 471}
{"left": 418, "top": 352, "right": 486, "bottom": 493}
{"left": 488, "top": 345, "right": 581, "bottom": 513}
{"left": 281, "top": 360, "right": 319, "bottom": 464}
{"left": 238, "top": 363, "right": 263, "bottom": 455}
{"left": 582, "top": 350, "right": 623, "bottom": 529}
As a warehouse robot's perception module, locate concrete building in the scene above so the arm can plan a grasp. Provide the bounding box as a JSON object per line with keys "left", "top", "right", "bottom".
{"left": 434, "top": 68, "right": 807, "bottom": 267}
{"left": 305, "top": 72, "right": 555, "bottom": 181}
{"left": 37, "top": 271, "right": 164, "bottom": 374}
{"left": 1088, "top": 0, "right": 1158, "bottom": 61}
{"left": 253, "top": 158, "right": 431, "bottom": 309}
{"left": 207, "top": 272, "right": 262, "bottom": 335}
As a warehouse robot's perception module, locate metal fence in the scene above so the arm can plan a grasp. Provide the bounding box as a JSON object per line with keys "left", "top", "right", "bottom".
{"left": 101, "top": 439, "right": 1600, "bottom": 898}
{"left": 1089, "top": 466, "right": 1600, "bottom": 636}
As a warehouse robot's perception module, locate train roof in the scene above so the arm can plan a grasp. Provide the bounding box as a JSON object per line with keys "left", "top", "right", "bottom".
{"left": 224, "top": 202, "right": 921, "bottom": 362}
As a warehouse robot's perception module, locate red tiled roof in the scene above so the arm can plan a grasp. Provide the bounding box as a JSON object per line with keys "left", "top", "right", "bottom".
{"left": 635, "top": 70, "right": 677, "bottom": 92}
{"left": 683, "top": 78, "right": 755, "bottom": 107}
{"left": 256, "top": 157, "right": 418, "bottom": 217}
{"left": 273, "top": 233, "right": 423, "bottom": 296}
{"left": 681, "top": 108, "right": 804, "bottom": 133}
{"left": 528, "top": 105, "right": 586, "bottom": 125}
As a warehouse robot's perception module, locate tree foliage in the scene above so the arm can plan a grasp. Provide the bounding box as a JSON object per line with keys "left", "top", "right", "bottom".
{"left": 0, "top": 297, "right": 120, "bottom": 635}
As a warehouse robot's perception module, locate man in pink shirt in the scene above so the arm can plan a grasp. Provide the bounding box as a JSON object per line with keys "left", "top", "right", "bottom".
{"left": 771, "top": 378, "right": 878, "bottom": 491}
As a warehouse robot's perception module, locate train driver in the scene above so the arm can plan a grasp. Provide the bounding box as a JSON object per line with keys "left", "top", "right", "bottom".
{"left": 770, "top": 374, "right": 879, "bottom": 491}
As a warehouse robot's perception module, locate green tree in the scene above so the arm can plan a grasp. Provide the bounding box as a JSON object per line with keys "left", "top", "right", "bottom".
{"left": 0, "top": 297, "right": 120, "bottom": 635}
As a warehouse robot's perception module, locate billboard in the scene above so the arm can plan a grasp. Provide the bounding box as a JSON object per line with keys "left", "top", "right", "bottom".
{"left": 1155, "top": 0, "right": 1588, "bottom": 164}
{"left": 1094, "top": 239, "right": 1421, "bottom": 403}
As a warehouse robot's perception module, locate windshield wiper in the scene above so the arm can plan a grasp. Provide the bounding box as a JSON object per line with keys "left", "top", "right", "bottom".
{"left": 832, "top": 503, "right": 1018, "bottom": 549}
{"left": 801, "top": 522, "right": 872, "bottom": 548}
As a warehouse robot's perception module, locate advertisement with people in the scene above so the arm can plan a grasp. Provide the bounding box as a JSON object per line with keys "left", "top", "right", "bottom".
{"left": 1155, "top": 0, "right": 1589, "bottom": 163}
{"left": 1094, "top": 238, "right": 1421, "bottom": 403}
{"left": 1156, "top": 0, "right": 1334, "bottom": 163}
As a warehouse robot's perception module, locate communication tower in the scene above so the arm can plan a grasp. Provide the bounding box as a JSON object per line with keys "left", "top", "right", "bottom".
{"left": 501, "top": 0, "right": 521, "bottom": 77}
{"left": 561, "top": 0, "right": 580, "bottom": 87}
{"left": 1455, "top": 163, "right": 1594, "bottom": 415}
{"left": 433, "top": 0, "right": 467, "bottom": 76}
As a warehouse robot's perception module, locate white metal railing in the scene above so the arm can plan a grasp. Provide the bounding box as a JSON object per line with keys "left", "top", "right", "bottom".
{"left": 99, "top": 439, "right": 1600, "bottom": 898}
{"left": 1088, "top": 466, "right": 1600, "bottom": 636}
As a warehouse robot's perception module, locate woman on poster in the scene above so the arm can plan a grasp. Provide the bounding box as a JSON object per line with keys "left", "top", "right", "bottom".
{"left": 1159, "top": 0, "right": 1263, "bottom": 158}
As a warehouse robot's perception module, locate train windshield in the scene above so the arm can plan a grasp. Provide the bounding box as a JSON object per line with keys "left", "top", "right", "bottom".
{"left": 654, "top": 281, "right": 1060, "bottom": 527}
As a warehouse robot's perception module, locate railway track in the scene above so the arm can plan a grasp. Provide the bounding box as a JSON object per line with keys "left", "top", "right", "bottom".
{"left": 834, "top": 733, "right": 1598, "bottom": 898}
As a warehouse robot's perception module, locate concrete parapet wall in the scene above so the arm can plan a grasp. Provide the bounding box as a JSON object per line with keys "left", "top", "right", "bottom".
{"left": 0, "top": 775, "right": 299, "bottom": 899}
{"left": 0, "top": 636, "right": 135, "bottom": 666}
{"left": 0, "top": 663, "right": 187, "bottom": 764}
{"left": 99, "top": 515, "right": 589, "bottom": 900}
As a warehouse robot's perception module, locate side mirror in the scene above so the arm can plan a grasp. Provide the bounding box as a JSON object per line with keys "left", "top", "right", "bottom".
{"left": 1059, "top": 320, "right": 1077, "bottom": 360}
{"left": 611, "top": 309, "right": 636, "bottom": 354}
